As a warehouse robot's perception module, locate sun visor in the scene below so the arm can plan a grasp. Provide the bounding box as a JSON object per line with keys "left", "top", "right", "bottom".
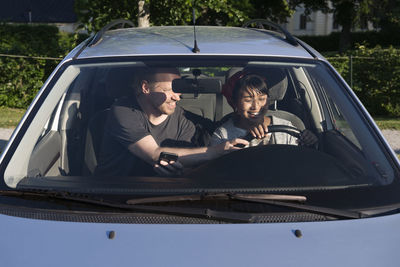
{"left": 172, "top": 78, "right": 222, "bottom": 94}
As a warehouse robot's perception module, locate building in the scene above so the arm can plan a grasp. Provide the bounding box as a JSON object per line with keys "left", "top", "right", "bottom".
{"left": 284, "top": 5, "right": 374, "bottom": 36}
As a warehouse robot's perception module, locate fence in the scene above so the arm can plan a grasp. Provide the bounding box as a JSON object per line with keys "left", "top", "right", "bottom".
{"left": 0, "top": 54, "right": 62, "bottom": 108}
{"left": 1, "top": 52, "right": 399, "bottom": 116}
{"left": 326, "top": 56, "right": 374, "bottom": 88}
{"left": 326, "top": 51, "right": 400, "bottom": 116}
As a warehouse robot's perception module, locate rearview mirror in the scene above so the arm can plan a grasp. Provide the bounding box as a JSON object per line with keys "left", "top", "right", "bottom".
{"left": 172, "top": 78, "right": 222, "bottom": 94}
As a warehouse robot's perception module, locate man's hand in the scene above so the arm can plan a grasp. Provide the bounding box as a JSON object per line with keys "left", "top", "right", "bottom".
{"left": 210, "top": 138, "right": 249, "bottom": 157}
{"left": 154, "top": 160, "right": 183, "bottom": 176}
{"left": 299, "top": 130, "right": 318, "bottom": 146}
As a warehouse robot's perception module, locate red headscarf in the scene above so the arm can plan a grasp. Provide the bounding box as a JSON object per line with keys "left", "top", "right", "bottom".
{"left": 221, "top": 70, "right": 247, "bottom": 109}
{"left": 222, "top": 70, "right": 268, "bottom": 108}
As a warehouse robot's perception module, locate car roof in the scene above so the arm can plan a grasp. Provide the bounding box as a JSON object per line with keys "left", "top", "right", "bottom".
{"left": 75, "top": 26, "right": 321, "bottom": 60}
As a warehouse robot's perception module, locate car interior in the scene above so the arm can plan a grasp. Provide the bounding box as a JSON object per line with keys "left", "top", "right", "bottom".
{"left": 3, "top": 59, "right": 393, "bottom": 190}
{"left": 75, "top": 64, "right": 310, "bottom": 177}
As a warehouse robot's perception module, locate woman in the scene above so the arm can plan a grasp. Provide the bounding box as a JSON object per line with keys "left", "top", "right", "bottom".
{"left": 210, "top": 73, "right": 317, "bottom": 147}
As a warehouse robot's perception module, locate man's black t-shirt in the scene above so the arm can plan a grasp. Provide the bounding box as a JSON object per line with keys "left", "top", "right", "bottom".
{"left": 94, "top": 97, "right": 196, "bottom": 176}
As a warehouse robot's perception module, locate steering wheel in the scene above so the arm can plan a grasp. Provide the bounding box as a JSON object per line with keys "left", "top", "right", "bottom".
{"left": 244, "top": 124, "right": 302, "bottom": 143}
{"left": 267, "top": 125, "right": 302, "bottom": 138}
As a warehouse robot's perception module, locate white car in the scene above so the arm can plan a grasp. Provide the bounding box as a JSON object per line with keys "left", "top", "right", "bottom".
{"left": 1, "top": 20, "right": 399, "bottom": 266}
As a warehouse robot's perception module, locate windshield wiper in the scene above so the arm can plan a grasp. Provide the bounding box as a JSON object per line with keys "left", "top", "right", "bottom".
{"left": 126, "top": 193, "right": 307, "bottom": 205}
{"left": 230, "top": 195, "right": 363, "bottom": 219}
{"left": 0, "top": 190, "right": 363, "bottom": 220}
{"left": 0, "top": 190, "right": 253, "bottom": 223}
{"left": 126, "top": 192, "right": 363, "bottom": 219}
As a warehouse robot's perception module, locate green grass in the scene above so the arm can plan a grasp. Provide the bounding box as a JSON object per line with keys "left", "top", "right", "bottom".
{"left": 0, "top": 107, "right": 399, "bottom": 130}
{"left": 0, "top": 107, "right": 25, "bottom": 128}
{"left": 374, "top": 117, "right": 400, "bottom": 130}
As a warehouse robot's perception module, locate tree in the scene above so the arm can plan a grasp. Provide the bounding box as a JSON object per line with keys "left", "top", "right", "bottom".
{"left": 277, "top": 0, "right": 381, "bottom": 52}
{"left": 74, "top": 0, "right": 327, "bottom": 33}
{"left": 74, "top": 0, "right": 384, "bottom": 53}
{"left": 374, "top": 0, "right": 400, "bottom": 33}
{"left": 74, "top": 0, "right": 252, "bottom": 32}
{"left": 330, "top": 0, "right": 378, "bottom": 53}
{"left": 74, "top": 0, "right": 138, "bottom": 32}
{"left": 138, "top": 1, "right": 150, "bottom": 27}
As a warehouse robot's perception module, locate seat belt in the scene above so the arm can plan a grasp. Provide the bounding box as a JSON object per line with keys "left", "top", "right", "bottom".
{"left": 215, "top": 93, "right": 223, "bottom": 121}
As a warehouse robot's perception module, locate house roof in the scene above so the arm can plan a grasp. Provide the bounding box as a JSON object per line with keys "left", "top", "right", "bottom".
{"left": 0, "top": 0, "right": 77, "bottom": 23}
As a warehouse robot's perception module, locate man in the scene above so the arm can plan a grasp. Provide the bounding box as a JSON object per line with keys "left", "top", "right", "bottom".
{"left": 95, "top": 67, "right": 248, "bottom": 177}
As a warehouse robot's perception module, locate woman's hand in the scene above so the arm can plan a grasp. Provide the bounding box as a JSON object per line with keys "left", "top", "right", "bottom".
{"left": 299, "top": 130, "right": 318, "bottom": 146}
{"left": 249, "top": 116, "right": 270, "bottom": 139}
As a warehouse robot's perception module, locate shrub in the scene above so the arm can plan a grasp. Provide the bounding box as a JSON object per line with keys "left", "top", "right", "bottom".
{"left": 0, "top": 24, "right": 87, "bottom": 108}
{"left": 0, "top": 57, "right": 46, "bottom": 108}
{"left": 325, "top": 46, "right": 400, "bottom": 117}
{"left": 298, "top": 31, "right": 400, "bottom": 52}
{"left": 1, "top": 25, "right": 400, "bottom": 117}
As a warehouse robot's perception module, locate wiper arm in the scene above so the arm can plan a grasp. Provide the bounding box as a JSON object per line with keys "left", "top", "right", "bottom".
{"left": 0, "top": 190, "right": 252, "bottom": 223}
{"left": 231, "top": 195, "right": 363, "bottom": 219}
{"left": 60, "top": 193, "right": 254, "bottom": 222}
{"left": 126, "top": 193, "right": 307, "bottom": 205}
{"left": 127, "top": 193, "right": 363, "bottom": 219}
{"left": 1, "top": 190, "right": 363, "bottom": 220}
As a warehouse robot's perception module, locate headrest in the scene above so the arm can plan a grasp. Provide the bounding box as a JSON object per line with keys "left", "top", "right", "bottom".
{"left": 105, "top": 67, "right": 136, "bottom": 99}
{"left": 245, "top": 67, "right": 288, "bottom": 102}
{"left": 222, "top": 67, "right": 288, "bottom": 108}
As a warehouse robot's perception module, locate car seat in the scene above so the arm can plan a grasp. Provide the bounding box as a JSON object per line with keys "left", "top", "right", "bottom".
{"left": 82, "top": 66, "right": 136, "bottom": 175}
{"left": 177, "top": 75, "right": 232, "bottom": 122}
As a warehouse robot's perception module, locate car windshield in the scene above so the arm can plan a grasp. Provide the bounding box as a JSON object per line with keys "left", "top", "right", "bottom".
{"left": 2, "top": 57, "right": 398, "bottom": 209}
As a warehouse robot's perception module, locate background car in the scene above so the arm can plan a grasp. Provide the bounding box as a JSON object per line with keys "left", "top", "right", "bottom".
{"left": 0, "top": 20, "right": 399, "bottom": 266}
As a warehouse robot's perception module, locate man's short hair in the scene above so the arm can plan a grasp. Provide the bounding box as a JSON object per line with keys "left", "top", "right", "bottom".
{"left": 133, "top": 67, "right": 180, "bottom": 94}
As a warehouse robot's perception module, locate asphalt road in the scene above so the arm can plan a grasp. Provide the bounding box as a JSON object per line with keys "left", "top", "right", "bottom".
{"left": 0, "top": 128, "right": 14, "bottom": 152}
{"left": 382, "top": 129, "right": 400, "bottom": 155}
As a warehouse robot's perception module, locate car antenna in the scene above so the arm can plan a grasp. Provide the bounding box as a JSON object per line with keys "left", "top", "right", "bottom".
{"left": 191, "top": 1, "right": 200, "bottom": 53}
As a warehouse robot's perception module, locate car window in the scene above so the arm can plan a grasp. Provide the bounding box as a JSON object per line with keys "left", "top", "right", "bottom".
{"left": 3, "top": 58, "right": 396, "bottom": 191}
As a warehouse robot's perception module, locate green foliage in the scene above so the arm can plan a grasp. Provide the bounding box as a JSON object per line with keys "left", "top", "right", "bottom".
{"left": 0, "top": 57, "right": 46, "bottom": 108}
{"left": 0, "top": 24, "right": 87, "bottom": 108}
{"left": 295, "top": 0, "right": 396, "bottom": 52}
{"left": 299, "top": 33, "right": 342, "bottom": 52}
{"left": 374, "top": 0, "right": 400, "bottom": 34}
{"left": 74, "top": 0, "right": 331, "bottom": 32}
{"left": 0, "top": 24, "right": 60, "bottom": 56}
{"left": 298, "top": 30, "right": 400, "bottom": 52}
{"left": 74, "top": 0, "right": 138, "bottom": 32}
{"left": 73, "top": 0, "right": 400, "bottom": 53}
{"left": 325, "top": 46, "right": 400, "bottom": 116}
{"left": 374, "top": 117, "right": 400, "bottom": 130}
{"left": 2, "top": 23, "right": 400, "bottom": 118}
{"left": 74, "top": 0, "right": 253, "bottom": 30}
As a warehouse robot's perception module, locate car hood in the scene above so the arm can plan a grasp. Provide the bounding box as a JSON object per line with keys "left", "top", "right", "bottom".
{"left": 0, "top": 212, "right": 399, "bottom": 267}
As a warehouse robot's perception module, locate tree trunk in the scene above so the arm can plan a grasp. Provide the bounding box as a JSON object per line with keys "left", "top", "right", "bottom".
{"left": 138, "top": 1, "right": 150, "bottom": 28}
{"left": 339, "top": 23, "right": 351, "bottom": 53}
{"left": 334, "top": 0, "right": 355, "bottom": 53}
